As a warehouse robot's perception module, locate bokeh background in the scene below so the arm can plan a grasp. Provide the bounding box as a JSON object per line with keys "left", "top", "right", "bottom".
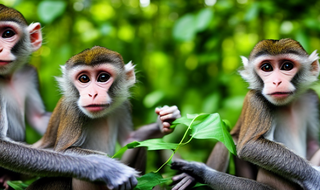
{"left": 1, "top": 0, "right": 320, "bottom": 175}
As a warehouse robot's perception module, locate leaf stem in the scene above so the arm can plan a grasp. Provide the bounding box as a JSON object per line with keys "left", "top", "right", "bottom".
{"left": 154, "top": 114, "right": 201, "bottom": 172}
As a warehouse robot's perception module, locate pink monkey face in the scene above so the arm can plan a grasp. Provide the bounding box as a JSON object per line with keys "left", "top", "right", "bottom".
{"left": 255, "top": 55, "right": 300, "bottom": 105}
{"left": 71, "top": 64, "right": 118, "bottom": 117}
{"left": 0, "top": 21, "right": 22, "bottom": 65}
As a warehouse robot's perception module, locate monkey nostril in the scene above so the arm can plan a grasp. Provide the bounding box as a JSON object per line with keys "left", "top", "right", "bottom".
{"left": 273, "top": 81, "right": 282, "bottom": 86}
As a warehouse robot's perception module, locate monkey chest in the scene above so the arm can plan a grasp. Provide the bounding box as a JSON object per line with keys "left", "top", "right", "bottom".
{"left": 81, "top": 118, "right": 118, "bottom": 156}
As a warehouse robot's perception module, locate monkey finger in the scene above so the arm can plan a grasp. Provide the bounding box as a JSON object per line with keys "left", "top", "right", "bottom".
{"left": 159, "top": 106, "right": 179, "bottom": 116}
{"left": 172, "top": 173, "right": 189, "bottom": 181}
{"left": 155, "top": 105, "right": 170, "bottom": 114}
{"left": 129, "top": 176, "right": 138, "bottom": 188}
{"left": 172, "top": 174, "right": 195, "bottom": 190}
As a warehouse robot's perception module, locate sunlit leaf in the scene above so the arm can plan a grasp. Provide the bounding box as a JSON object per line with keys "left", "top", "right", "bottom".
{"left": 195, "top": 8, "right": 213, "bottom": 32}
{"left": 173, "top": 14, "right": 196, "bottom": 41}
{"left": 134, "top": 172, "right": 169, "bottom": 190}
{"left": 37, "top": 1, "right": 67, "bottom": 24}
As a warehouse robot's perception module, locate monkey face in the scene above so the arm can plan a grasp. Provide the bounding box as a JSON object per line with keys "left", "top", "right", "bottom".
{"left": 0, "top": 21, "right": 42, "bottom": 75}
{"left": 255, "top": 55, "right": 299, "bottom": 105}
{"left": 71, "top": 64, "right": 118, "bottom": 118}
{"left": 0, "top": 21, "right": 22, "bottom": 74}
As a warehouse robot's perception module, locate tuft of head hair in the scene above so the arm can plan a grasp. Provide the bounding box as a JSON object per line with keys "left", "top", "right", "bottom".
{"left": 0, "top": 4, "right": 28, "bottom": 26}
{"left": 249, "top": 38, "right": 308, "bottom": 61}
{"left": 65, "top": 46, "right": 125, "bottom": 70}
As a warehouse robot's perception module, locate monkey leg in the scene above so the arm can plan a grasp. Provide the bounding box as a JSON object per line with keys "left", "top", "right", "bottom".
{"left": 26, "top": 177, "right": 72, "bottom": 190}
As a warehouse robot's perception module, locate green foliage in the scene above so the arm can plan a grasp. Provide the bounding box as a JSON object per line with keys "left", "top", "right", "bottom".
{"left": 113, "top": 113, "right": 235, "bottom": 189}
{"left": 37, "top": 1, "right": 67, "bottom": 24}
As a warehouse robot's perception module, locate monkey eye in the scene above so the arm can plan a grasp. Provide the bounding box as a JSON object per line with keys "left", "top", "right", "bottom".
{"left": 261, "top": 63, "right": 273, "bottom": 72}
{"left": 2, "top": 29, "right": 16, "bottom": 38}
{"left": 281, "top": 62, "right": 294, "bottom": 71}
{"left": 78, "top": 75, "right": 90, "bottom": 83}
{"left": 97, "top": 73, "right": 111, "bottom": 82}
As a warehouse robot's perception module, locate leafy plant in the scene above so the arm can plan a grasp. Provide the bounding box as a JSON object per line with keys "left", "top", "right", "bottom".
{"left": 113, "top": 113, "right": 236, "bottom": 189}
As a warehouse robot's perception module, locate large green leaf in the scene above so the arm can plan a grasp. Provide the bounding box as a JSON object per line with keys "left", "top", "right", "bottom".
{"left": 189, "top": 113, "right": 236, "bottom": 155}
{"left": 37, "top": 1, "right": 67, "bottom": 24}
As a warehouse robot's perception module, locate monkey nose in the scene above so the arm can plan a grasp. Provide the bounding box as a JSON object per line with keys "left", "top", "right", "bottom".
{"left": 0, "top": 48, "right": 3, "bottom": 53}
{"left": 88, "top": 93, "right": 98, "bottom": 99}
{"left": 273, "top": 81, "right": 282, "bottom": 87}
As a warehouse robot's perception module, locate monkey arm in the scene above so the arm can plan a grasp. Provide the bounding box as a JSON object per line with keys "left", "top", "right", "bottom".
{"left": 171, "top": 159, "right": 274, "bottom": 190}
{"left": 24, "top": 66, "right": 51, "bottom": 135}
{"left": 0, "top": 139, "right": 138, "bottom": 187}
{"left": 237, "top": 138, "right": 320, "bottom": 189}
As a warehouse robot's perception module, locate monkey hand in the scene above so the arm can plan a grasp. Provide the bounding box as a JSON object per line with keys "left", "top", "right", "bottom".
{"left": 155, "top": 105, "right": 181, "bottom": 135}
{"left": 171, "top": 173, "right": 196, "bottom": 190}
{"left": 81, "top": 154, "right": 138, "bottom": 190}
{"left": 171, "top": 159, "right": 208, "bottom": 188}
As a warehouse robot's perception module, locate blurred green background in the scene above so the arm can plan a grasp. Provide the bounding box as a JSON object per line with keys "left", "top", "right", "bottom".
{"left": 1, "top": 0, "right": 320, "bottom": 173}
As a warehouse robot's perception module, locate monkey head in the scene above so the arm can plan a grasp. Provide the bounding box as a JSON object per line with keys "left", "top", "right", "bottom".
{"left": 57, "top": 46, "right": 136, "bottom": 118}
{"left": 239, "top": 38, "right": 319, "bottom": 105}
{"left": 0, "top": 4, "right": 42, "bottom": 75}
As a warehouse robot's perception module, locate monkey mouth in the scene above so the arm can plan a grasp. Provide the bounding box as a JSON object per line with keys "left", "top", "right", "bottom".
{"left": 0, "top": 60, "right": 12, "bottom": 66}
{"left": 269, "top": 91, "right": 294, "bottom": 98}
{"left": 84, "top": 104, "right": 109, "bottom": 112}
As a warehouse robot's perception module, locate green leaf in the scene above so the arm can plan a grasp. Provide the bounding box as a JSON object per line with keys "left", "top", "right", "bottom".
{"left": 7, "top": 181, "right": 29, "bottom": 190}
{"left": 112, "top": 141, "right": 140, "bottom": 158}
{"left": 37, "top": 1, "right": 67, "bottom": 24}
{"left": 173, "top": 14, "right": 196, "bottom": 41}
{"left": 195, "top": 8, "right": 213, "bottom": 32}
{"left": 190, "top": 113, "right": 236, "bottom": 155}
{"left": 134, "top": 172, "right": 169, "bottom": 190}
{"left": 136, "top": 138, "right": 179, "bottom": 151}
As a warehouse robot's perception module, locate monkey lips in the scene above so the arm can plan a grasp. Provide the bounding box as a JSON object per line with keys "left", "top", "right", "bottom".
{"left": 0, "top": 60, "right": 12, "bottom": 66}
{"left": 84, "top": 104, "right": 109, "bottom": 112}
{"left": 269, "top": 91, "right": 294, "bottom": 98}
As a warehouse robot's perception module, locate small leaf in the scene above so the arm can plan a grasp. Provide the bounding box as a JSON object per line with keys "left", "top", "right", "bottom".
{"left": 195, "top": 8, "right": 213, "bottom": 32}
{"left": 134, "top": 172, "right": 169, "bottom": 190}
{"left": 37, "top": 1, "right": 67, "bottom": 24}
{"left": 7, "top": 181, "right": 29, "bottom": 190}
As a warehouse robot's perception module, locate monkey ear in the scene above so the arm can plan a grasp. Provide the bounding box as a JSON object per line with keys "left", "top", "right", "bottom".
{"left": 309, "top": 50, "right": 320, "bottom": 77}
{"left": 27, "top": 22, "right": 42, "bottom": 52}
{"left": 124, "top": 61, "right": 136, "bottom": 86}
{"left": 240, "top": 56, "right": 249, "bottom": 67}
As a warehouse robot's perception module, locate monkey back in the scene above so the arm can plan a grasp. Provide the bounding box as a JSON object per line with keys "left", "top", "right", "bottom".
{"left": 0, "top": 4, "right": 28, "bottom": 26}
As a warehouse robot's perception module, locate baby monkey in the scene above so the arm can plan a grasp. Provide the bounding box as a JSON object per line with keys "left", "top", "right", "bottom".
{"left": 29, "top": 46, "right": 180, "bottom": 190}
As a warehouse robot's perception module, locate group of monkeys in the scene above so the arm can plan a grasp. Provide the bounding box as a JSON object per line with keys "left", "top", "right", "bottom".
{"left": 1, "top": 3, "right": 320, "bottom": 190}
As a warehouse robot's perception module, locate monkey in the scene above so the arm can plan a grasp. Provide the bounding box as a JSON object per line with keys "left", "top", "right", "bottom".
{"left": 0, "top": 4, "right": 51, "bottom": 189}
{"left": 27, "top": 46, "right": 181, "bottom": 190}
{"left": 171, "top": 38, "right": 320, "bottom": 190}
{"left": 0, "top": 4, "right": 139, "bottom": 190}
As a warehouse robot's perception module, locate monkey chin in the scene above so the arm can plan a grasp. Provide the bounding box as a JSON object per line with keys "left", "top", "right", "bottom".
{"left": 263, "top": 93, "right": 296, "bottom": 106}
